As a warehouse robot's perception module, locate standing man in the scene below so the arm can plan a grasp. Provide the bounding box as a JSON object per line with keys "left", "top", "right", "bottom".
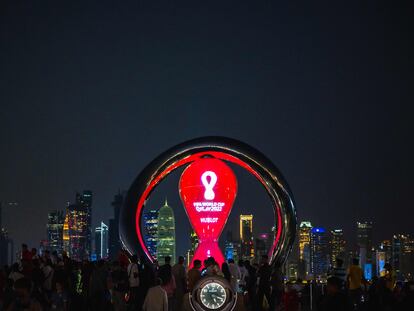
{"left": 256, "top": 255, "right": 272, "bottom": 311}
{"left": 187, "top": 260, "right": 202, "bottom": 292}
{"left": 347, "top": 258, "right": 366, "bottom": 309}
{"left": 127, "top": 255, "right": 140, "bottom": 310}
{"left": 159, "top": 256, "right": 176, "bottom": 311}
{"left": 228, "top": 259, "right": 241, "bottom": 292}
{"left": 172, "top": 256, "right": 187, "bottom": 311}
{"left": 238, "top": 260, "right": 249, "bottom": 291}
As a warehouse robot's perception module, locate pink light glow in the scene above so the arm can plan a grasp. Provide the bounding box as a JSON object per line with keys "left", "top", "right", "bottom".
{"left": 179, "top": 158, "right": 237, "bottom": 268}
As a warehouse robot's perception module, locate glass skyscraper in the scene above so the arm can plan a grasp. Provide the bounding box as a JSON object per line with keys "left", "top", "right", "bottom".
{"left": 47, "top": 210, "right": 65, "bottom": 254}
{"left": 310, "top": 227, "right": 330, "bottom": 278}
{"left": 187, "top": 230, "right": 199, "bottom": 264}
{"left": 299, "top": 221, "right": 312, "bottom": 276}
{"left": 240, "top": 215, "right": 254, "bottom": 260}
{"left": 143, "top": 209, "right": 159, "bottom": 259}
{"left": 77, "top": 191, "right": 93, "bottom": 255}
{"left": 66, "top": 191, "right": 93, "bottom": 261}
{"left": 330, "top": 229, "right": 346, "bottom": 266}
{"left": 392, "top": 234, "right": 414, "bottom": 280}
{"left": 357, "top": 221, "right": 373, "bottom": 265}
{"left": 62, "top": 213, "right": 70, "bottom": 255}
{"left": 157, "top": 199, "right": 176, "bottom": 265}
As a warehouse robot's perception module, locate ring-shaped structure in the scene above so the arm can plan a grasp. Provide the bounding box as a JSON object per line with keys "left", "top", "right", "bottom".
{"left": 120, "top": 136, "right": 297, "bottom": 267}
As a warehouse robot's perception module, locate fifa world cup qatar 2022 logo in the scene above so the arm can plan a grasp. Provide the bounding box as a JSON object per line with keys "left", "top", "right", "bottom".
{"left": 179, "top": 158, "right": 237, "bottom": 267}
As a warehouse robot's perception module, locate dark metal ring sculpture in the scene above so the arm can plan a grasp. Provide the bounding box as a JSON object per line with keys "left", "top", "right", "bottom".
{"left": 120, "top": 136, "right": 297, "bottom": 268}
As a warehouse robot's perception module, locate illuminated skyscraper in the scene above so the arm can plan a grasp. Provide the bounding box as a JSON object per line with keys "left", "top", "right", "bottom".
{"left": 62, "top": 213, "right": 69, "bottom": 255}
{"left": 392, "top": 234, "right": 414, "bottom": 280}
{"left": 108, "top": 191, "right": 124, "bottom": 259}
{"left": 310, "top": 227, "right": 330, "bottom": 278}
{"left": 67, "top": 192, "right": 92, "bottom": 261}
{"left": 380, "top": 240, "right": 392, "bottom": 263}
{"left": 240, "top": 215, "right": 254, "bottom": 260}
{"left": 298, "top": 221, "right": 312, "bottom": 277}
{"left": 224, "top": 230, "right": 238, "bottom": 262}
{"left": 157, "top": 199, "right": 176, "bottom": 265}
{"left": 187, "top": 230, "right": 199, "bottom": 264}
{"left": 67, "top": 204, "right": 89, "bottom": 261}
{"left": 94, "top": 222, "right": 109, "bottom": 259}
{"left": 77, "top": 191, "right": 93, "bottom": 255}
{"left": 46, "top": 211, "right": 65, "bottom": 254}
{"left": 357, "top": 221, "right": 373, "bottom": 266}
{"left": 143, "top": 209, "right": 159, "bottom": 259}
{"left": 330, "top": 229, "right": 346, "bottom": 266}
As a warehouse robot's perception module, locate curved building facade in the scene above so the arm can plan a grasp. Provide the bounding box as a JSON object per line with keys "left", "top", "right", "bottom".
{"left": 157, "top": 199, "right": 176, "bottom": 264}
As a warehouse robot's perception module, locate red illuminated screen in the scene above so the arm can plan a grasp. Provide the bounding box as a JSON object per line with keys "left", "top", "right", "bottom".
{"left": 179, "top": 158, "right": 237, "bottom": 267}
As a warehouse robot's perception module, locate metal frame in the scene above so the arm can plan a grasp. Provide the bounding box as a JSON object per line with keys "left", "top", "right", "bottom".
{"left": 120, "top": 136, "right": 297, "bottom": 268}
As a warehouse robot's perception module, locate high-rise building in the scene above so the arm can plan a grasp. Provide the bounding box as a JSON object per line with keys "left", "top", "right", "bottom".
{"left": 157, "top": 199, "right": 176, "bottom": 265}
{"left": 95, "top": 222, "right": 109, "bottom": 260}
{"left": 357, "top": 221, "right": 373, "bottom": 266}
{"left": 224, "top": 230, "right": 239, "bottom": 262}
{"left": 330, "top": 229, "right": 346, "bottom": 266}
{"left": 108, "top": 191, "right": 124, "bottom": 260}
{"left": 392, "top": 234, "right": 414, "bottom": 280}
{"left": 46, "top": 211, "right": 65, "bottom": 254}
{"left": 310, "top": 227, "right": 330, "bottom": 278}
{"left": 298, "top": 221, "right": 312, "bottom": 278}
{"left": 240, "top": 215, "right": 254, "bottom": 260}
{"left": 62, "top": 213, "right": 70, "bottom": 255}
{"left": 187, "top": 230, "right": 199, "bottom": 264}
{"left": 0, "top": 203, "right": 8, "bottom": 266}
{"left": 77, "top": 191, "right": 93, "bottom": 255}
{"left": 379, "top": 240, "right": 392, "bottom": 264}
{"left": 143, "top": 209, "right": 159, "bottom": 259}
{"left": 67, "top": 196, "right": 90, "bottom": 261}
{"left": 0, "top": 202, "right": 15, "bottom": 265}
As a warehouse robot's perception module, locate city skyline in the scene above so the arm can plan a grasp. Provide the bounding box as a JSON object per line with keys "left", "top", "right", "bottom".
{"left": 1, "top": 1, "right": 413, "bottom": 265}
{"left": 2, "top": 192, "right": 413, "bottom": 281}
{"left": 2, "top": 190, "right": 414, "bottom": 264}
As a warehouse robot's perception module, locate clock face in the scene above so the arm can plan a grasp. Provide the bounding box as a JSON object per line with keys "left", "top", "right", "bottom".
{"left": 200, "top": 282, "right": 227, "bottom": 309}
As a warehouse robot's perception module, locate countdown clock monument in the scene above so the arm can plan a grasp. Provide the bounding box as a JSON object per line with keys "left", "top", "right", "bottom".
{"left": 120, "top": 137, "right": 297, "bottom": 311}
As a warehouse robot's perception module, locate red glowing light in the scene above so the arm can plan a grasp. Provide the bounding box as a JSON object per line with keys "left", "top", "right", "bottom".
{"left": 179, "top": 158, "right": 237, "bottom": 267}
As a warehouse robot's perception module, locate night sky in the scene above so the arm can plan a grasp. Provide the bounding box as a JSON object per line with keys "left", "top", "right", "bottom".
{"left": 1, "top": 1, "right": 413, "bottom": 258}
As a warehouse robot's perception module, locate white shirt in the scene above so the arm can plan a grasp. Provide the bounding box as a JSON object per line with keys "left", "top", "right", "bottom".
{"left": 127, "top": 263, "right": 140, "bottom": 288}
{"left": 143, "top": 285, "right": 168, "bottom": 311}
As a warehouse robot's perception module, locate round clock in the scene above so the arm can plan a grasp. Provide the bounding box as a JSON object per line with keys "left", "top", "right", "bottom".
{"left": 200, "top": 282, "right": 226, "bottom": 309}
{"left": 190, "top": 276, "right": 236, "bottom": 311}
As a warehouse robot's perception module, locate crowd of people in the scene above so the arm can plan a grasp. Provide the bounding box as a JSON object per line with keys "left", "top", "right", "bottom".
{"left": 0, "top": 244, "right": 413, "bottom": 311}
{"left": 316, "top": 257, "right": 414, "bottom": 311}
